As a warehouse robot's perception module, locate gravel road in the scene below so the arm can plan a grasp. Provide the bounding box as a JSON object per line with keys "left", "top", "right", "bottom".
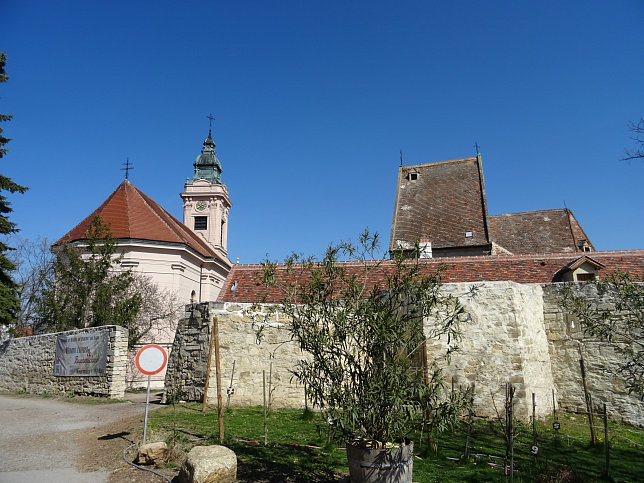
{"left": 0, "top": 392, "right": 166, "bottom": 482}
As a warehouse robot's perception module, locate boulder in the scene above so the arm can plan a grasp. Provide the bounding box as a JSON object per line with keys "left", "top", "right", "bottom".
{"left": 178, "top": 445, "right": 237, "bottom": 483}
{"left": 136, "top": 441, "right": 169, "bottom": 465}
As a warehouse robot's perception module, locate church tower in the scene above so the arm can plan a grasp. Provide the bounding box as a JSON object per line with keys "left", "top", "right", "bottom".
{"left": 180, "top": 123, "right": 232, "bottom": 257}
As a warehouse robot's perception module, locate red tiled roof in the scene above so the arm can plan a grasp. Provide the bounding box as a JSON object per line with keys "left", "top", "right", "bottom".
{"left": 390, "top": 157, "right": 490, "bottom": 251}
{"left": 55, "top": 180, "right": 221, "bottom": 260}
{"left": 488, "top": 209, "right": 595, "bottom": 255}
{"left": 217, "top": 250, "right": 644, "bottom": 304}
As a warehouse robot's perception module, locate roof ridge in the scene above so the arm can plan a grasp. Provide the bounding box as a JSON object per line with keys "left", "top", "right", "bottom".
{"left": 229, "top": 249, "right": 644, "bottom": 269}
{"left": 402, "top": 157, "right": 478, "bottom": 170}
{"left": 54, "top": 181, "right": 127, "bottom": 244}
{"left": 124, "top": 181, "right": 134, "bottom": 239}
{"left": 490, "top": 208, "right": 569, "bottom": 217}
{"left": 132, "top": 185, "right": 218, "bottom": 257}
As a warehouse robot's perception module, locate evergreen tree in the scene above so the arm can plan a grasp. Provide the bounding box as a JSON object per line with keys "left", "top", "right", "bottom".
{"left": 0, "top": 52, "right": 28, "bottom": 325}
{"left": 35, "top": 215, "right": 142, "bottom": 345}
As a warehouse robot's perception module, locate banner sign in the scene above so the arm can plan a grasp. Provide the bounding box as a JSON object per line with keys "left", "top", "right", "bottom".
{"left": 54, "top": 330, "right": 108, "bottom": 377}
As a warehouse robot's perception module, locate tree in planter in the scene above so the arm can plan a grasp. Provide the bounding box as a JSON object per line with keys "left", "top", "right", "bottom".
{"left": 256, "top": 231, "right": 470, "bottom": 449}
{"left": 560, "top": 271, "right": 643, "bottom": 399}
{"left": 34, "top": 215, "right": 142, "bottom": 346}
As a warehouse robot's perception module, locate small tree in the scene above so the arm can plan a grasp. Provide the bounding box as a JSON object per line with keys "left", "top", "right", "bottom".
{"left": 258, "top": 231, "right": 469, "bottom": 445}
{"left": 0, "top": 52, "right": 28, "bottom": 325}
{"left": 622, "top": 118, "right": 644, "bottom": 162}
{"left": 8, "top": 236, "right": 53, "bottom": 335}
{"left": 129, "top": 271, "right": 179, "bottom": 347}
{"left": 560, "top": 271, "right": 644, "bottom": 399}
{"left": 34, "top": 215, "right": 142, "bottom": 345}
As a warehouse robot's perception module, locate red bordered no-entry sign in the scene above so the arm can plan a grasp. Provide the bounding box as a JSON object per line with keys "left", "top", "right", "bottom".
{"left": 135, "top": 344, "right": 168, "bottom": 375}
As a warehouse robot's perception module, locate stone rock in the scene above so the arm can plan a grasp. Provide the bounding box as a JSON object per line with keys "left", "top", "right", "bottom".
{"left": 136, "top": 441, "right": 169, "bottom": 465}
{"left": 178, "top": 445, "right": 237, "bottom": 483}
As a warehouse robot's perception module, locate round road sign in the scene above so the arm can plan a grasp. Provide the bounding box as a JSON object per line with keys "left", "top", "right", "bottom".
{"left": 135, "top": 344, "right": 168, "bottom": 375}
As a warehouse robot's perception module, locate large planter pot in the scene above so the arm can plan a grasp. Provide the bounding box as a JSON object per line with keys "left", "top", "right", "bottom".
{"left": 346, "top": 440, "right": 413, "bottom": 483}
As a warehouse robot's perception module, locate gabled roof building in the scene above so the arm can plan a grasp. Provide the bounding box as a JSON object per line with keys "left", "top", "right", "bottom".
{"left": 218, "top": 152, "right": 642, "bottom": 303}
{"left": 390, "top": 154, "right": 594, "bottom": 258}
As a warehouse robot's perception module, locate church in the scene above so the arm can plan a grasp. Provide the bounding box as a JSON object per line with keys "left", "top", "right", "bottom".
{"left": 56, "top": 126, "right": 232, "bottom": 304}
{"left": 56, "top": 125, "right": 233, "bottom": 387}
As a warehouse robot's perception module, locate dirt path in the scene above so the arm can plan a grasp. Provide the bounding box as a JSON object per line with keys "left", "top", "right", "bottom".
{"left": 0, "top": 392, "right": 175, "bottom": 482}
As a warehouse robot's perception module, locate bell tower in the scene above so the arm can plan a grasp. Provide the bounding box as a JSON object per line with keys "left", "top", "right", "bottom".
{"left": 180, "top": 118, "right": 232, "bottom": 255}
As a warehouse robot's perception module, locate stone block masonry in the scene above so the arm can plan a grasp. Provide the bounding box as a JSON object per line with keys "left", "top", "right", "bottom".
{"left": 164, "top": 282, "right": 643, "bottom": 426}
{"left": 435, "top": 282, "right": 556, "bottom": 420}
{"left": 542, "top": 284, "right": 644, "bottom": 425}
{"left": 164, "top": 302, "right": 305, "bottom": 408}
{"left": 0, "top": 325, "right": 129, "bottom": 398}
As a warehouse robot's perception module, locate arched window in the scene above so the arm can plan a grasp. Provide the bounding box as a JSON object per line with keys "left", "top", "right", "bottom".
{"left": 190, "top": 290, "right": 196, "bottom": 304}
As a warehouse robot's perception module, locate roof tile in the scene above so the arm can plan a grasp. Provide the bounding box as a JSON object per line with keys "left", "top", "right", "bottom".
{"left": 390, "top": 157, "right": 489, "bottom": 251}
{"left": 55, "top": 180, "right": 222, "bottom": 260}
{"left": 218, "top": 250, "right": 644, "bottom": 304}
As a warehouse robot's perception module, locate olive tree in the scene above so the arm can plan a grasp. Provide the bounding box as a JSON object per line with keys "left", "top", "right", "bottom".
{"left": 256, "top": 230, "right": 470, "bottom": 445}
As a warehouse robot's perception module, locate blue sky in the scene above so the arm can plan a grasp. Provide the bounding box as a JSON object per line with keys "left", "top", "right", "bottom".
{"left": 2, "top": 1, "right": 643, "bottom": 264}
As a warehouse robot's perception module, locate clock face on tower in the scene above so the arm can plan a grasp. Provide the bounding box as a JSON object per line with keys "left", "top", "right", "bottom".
{"left": 195, "top": 200, "right": 207, "bottom": 212}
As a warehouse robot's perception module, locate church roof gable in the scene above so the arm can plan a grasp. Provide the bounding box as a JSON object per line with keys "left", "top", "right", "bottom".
{"left": 55, "top": 180, "right": 219, "bottom": 259}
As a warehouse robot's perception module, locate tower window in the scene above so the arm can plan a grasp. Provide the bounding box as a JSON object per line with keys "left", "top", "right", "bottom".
{"left": 194, "top": 216, "right": 207, "bottom": 230}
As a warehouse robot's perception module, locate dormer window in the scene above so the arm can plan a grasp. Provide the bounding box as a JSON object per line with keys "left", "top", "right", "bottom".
{"left": 578, "top": 239, "right": 592, "bottom": 252}
{"left": 407, "top": 172, "right": 418, "bottom": 181}
{"left": 554, "top": 256, "right": 605, "bottom": 282}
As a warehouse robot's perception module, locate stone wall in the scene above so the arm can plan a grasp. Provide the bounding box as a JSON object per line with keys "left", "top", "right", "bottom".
{"left": 0, "top": 325, "right": 128, "bottom": 398}
{"left": 164, "top": 283, "right": 643, "bottom": 426}
{"left": 435, "top": 282, "right": 555, "bottom": 420}
{"left": 164, "top": 302, "right": 305, "bottom": 408}
{"left": 542, "top": 284, "right": 644, "bottom": 425}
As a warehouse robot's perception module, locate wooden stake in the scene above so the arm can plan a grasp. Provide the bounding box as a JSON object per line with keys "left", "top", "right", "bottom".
{"left": 505, "top": 383, "right": 515, "bottom": 482}
{"left": 464, "top": 384, "right": 474, "bottom": 460}
{"left": 464, "top": 408, "right": 472, "bottom": 460}
{"left": 226, "top": 360, "right": 236, "bottom": 410}
{"left": 263, "top": 369, "right": 268, "bottom": 446}
{"left": 604, "top": 403, "right": 610, "bottom": 478}
{"left": 422, "top": 339, "right": 433, "bottom": 452}
{"left": 304, "top": 380, "right": 308, "bottom": 411}
{"left": 552, "top": 389, "right": 559, "bottom": 439}
{"left": 214, "top": 316, "right": 224, "bottom": 441}
{"left": 268, "top": 360, "right": 273, "bottom": 411}
{"left": 579, "top": 347, "right": 597, "bottom": 445}
{"left": 202, "top": 317, "right": 216, "bottom": 413}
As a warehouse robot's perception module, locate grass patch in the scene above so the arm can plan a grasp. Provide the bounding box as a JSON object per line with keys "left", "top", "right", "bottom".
{"left": 147, "top": 405, "right": 644, "bottom": 482}
{"left": 149, "top": 404, "right": 346, "bottom": 482}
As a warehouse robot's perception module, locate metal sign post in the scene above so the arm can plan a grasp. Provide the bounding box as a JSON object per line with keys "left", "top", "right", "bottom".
{"left": 135, "top": 344, "right": 168, "bottom": 445}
